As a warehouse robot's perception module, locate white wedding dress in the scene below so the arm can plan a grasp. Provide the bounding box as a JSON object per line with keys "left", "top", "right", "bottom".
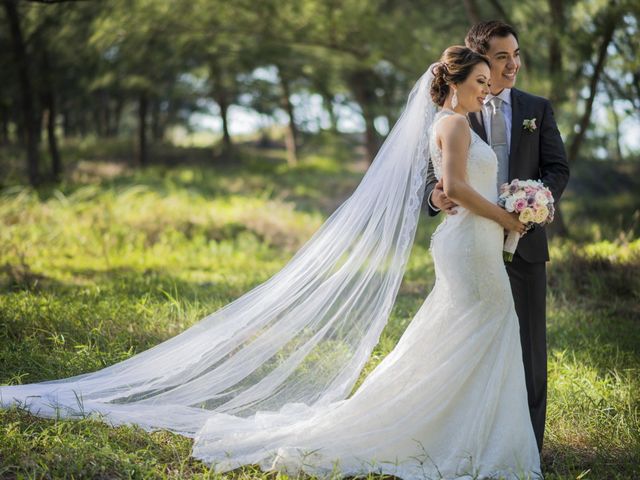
{"left": 0, "top": 75, "right": 542, "bottom": 478}
{"left": 189, "top": 110, "right": 542, "bottom": 479}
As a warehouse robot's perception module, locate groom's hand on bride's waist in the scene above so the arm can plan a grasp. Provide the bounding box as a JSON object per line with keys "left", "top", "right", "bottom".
{"left": 431, "top": 178, "right": 459, "bottom": 215}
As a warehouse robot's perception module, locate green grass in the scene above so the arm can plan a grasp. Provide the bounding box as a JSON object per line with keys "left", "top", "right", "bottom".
{"left": 0, "top": 141, "right": 638, "bottom": 479}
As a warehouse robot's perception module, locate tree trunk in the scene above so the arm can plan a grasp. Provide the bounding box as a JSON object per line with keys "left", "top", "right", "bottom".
{"left": 547, "top": 0, "right": 565, "bottom": 105}
{"left": 150, "top": 97, "right": 164, "bottom": 141}
{"left": 217, "top": 94, "right": 233, "bottom": 155}
{"left": 113, "top": 95, "right": 123, "bottom": 136}
{"left": 279, "top": 71, "right": 298, "bottom": 166}
{"left": 61, "top": 107, "right": 71, "bottom": 138}
{"left": 567, "top": 13, "right": 617, "bottom": 163}
{"left": 488, "top": 0, "right": 512, "bottom": 24}
{"left": 0, "top": 104, "right": 9, "bottom": 145}
{"left": 36, "top": 107, "right": 44, "bottom": 143}
{"left": 463, "top": 0, "right": 481, "bottom": 25}
{"left": 211, "top": 65, "right": 234, "bottom": 158}
{"left": 605, "top": 82, "right": 623, "bottom": 162}
{"left": 321, "top": 91, "right": 338, "bottom": 133}
{"left": 103, "top": 92, "right": 113, "bottom": 137}
{"left": 79, "top": 110, "right": 88, "bottom": 137}
{"left": 93, "top": 93, "right": 105, "bottom": 137}
{"left": 633, "top": 72, "right": 640, "bottom": 117}
{"left": 41, "top": 49, "right": 62, "bottom": 181}
{"left": 348, "top": 68, "right": 379, "bottom": 163}
{"left": 43, "top": 90, "right": 61, "bottom": 181}
{"left": 16, "top": 116, "right": 25, "bottom": 144}
{"left": 363, "top": 108, "right": 378, "bottom": 163}
{"left": 4, "top": 0, "right": 40, "bottom": 186}
{"left": 137, "top": 93, "right": 148, "bottom": 166}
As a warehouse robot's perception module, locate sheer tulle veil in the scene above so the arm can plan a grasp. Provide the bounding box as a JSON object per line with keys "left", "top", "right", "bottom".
{"left": 0, "top": 65, "right": 439, "bottom": 442}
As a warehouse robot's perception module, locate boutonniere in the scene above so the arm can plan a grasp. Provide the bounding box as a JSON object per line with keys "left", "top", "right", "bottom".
{"left": 523, "top": 118, "right": 537, "bottom": 132}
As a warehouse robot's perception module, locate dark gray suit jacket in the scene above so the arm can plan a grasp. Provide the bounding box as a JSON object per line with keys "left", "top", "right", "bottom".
{"left": 424, "top": 88, "right": 570, "bottom": 263}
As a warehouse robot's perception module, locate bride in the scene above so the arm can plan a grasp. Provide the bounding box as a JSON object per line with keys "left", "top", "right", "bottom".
{"left": 1, "top": 46, "right": 542, "bottom": 479}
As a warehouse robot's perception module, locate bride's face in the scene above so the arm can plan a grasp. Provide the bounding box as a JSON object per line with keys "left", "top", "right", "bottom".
{"left": 453, "top": 62, "right": 491, "bottom": 113}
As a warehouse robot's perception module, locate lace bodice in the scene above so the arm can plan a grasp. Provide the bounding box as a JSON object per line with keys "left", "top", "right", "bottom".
{"left": 429, "top": 109, "right": 498, "bottom": 203}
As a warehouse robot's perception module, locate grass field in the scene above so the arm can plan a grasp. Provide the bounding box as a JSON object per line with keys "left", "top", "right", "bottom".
{"left": 0, "top": 139, "right": 638, "bottom": 479}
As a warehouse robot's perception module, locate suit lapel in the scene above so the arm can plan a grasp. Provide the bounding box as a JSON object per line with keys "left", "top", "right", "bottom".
{"left": 509, "top": 89, "right": 524, "bottom": 178}
{"left": 468, "top": 111, "right": 487, "bottom": 142}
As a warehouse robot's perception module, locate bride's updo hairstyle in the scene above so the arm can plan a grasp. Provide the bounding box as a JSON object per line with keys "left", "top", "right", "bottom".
{"left": 430, "top": 46, "right": 490, "bottom": 106}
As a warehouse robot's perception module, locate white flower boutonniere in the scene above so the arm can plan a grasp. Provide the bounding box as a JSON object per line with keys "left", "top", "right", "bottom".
{"left": 523, "top": 118, "right": 537, "bottom": 132}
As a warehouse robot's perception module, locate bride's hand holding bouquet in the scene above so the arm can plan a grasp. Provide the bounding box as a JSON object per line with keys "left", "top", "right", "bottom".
{"left": 498, "top": 179, "right": 555, "bottom": 262}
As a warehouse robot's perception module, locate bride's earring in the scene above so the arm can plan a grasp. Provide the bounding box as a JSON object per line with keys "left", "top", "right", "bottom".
{"left": 451, "top": 89, "right": 458, "bottom": 109}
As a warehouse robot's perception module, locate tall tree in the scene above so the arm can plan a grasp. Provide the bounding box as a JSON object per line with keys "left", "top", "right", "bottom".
{"left": 40, "top": 49, "right": 61, "bottom": 179}
{"left": 3, "top": 0, "right": 40, "bottom": 185}
{"left": 90, "top": 0, "right": 194, "bottom": 166}
{"left": 567, "top": 2, "right": 621, "bottom": 163}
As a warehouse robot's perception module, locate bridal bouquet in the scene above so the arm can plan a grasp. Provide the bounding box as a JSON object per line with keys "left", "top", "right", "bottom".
{"left": 498, "top": 179, "right": 555, "bottom": 262}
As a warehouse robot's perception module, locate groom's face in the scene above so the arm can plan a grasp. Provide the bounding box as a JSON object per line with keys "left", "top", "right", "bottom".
{"left": 485, "top": 34, "right": 520, "bottom": 94}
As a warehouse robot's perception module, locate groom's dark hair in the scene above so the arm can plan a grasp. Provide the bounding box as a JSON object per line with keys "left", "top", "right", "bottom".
{"left": 465, "top": 21, "right": 519, "bottom": 55}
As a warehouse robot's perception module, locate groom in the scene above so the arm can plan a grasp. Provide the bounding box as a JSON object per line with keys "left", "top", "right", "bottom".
{"left": 424, "top": 21, "right": 570, "bottom": 452}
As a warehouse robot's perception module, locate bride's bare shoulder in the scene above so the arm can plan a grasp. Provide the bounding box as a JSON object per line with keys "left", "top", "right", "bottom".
{"left": 435, "top": 113, "right": 471, "bottom": 147}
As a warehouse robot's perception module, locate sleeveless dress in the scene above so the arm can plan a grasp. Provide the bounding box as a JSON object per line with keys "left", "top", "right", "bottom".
{"left": 189, "top": 110, "right": 543, "bottom": 479}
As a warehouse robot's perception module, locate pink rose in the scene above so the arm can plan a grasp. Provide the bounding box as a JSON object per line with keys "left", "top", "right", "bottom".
{"left": 514, "top": 198, "right": 528, "bottom": 211}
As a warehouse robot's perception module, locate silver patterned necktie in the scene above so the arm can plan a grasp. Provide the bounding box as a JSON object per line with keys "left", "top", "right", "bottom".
{"left": 489, "top": 97, "right": 509, "bottom": 190}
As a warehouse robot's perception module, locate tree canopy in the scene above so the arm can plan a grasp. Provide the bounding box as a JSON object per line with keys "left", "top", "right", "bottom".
{"left": 1, "top": 0, "right": 638, "bottom": 185}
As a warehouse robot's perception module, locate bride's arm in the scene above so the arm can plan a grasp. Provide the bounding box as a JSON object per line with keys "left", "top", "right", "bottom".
{"left": 437, "top": 115, "right": 525, "bottom": 234}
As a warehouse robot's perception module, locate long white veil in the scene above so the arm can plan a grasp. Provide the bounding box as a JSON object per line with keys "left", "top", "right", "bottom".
{"left": 0, "top": 66, "right": 439, "bottom": 440}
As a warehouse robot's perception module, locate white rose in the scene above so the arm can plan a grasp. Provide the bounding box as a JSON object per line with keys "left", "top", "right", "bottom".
{"left": 505, "top": 196, "right": 516, "bottom": 212}
{"left": 514, "top": 190, "right": 526, "bottom": 199}
{"left": 535, "top": 190, "right": 549, "bottom": 205}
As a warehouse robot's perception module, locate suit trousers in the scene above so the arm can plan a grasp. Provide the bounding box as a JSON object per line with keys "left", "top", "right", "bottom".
{"left": 505, "top": 251, "right": 547, "bottom": 452}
